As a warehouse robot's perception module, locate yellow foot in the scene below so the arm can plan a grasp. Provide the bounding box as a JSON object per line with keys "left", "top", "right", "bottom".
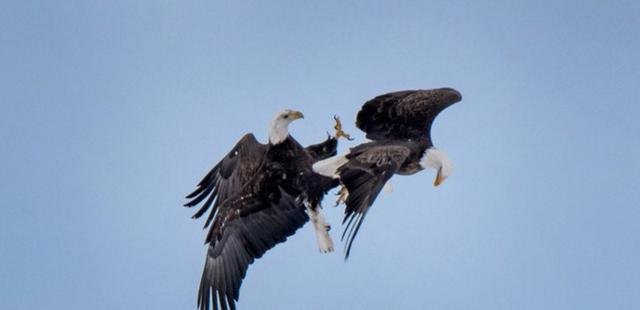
{"left": 333, "top": 115, "right": 354, "bottom": 140}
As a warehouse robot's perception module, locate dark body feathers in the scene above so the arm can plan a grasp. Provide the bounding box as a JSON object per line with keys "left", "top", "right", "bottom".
{"left": 185, "top": 134, "right": 339, "bottom": 310}
{"left": 337, "top": 88, "right": 462, "bottom": 258}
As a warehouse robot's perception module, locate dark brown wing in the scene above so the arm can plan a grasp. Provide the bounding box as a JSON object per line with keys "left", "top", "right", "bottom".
{"left": 197, "top": 188, "right": 308, "bottom": 310}
{"left": 304, "top": 136, "right": 338, "bottom": 162}
{"left": 356, "top": 88, "right": 462, "bottom": 140}
{"left": 337, "top": 144, "right": 411, "bottom": 258}
{"left": 185, "top": 133, "right": 268, "bottom": 232}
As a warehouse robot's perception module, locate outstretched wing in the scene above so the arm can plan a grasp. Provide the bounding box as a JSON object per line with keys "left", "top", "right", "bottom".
{"left": 185, "top": 133, "right": 268, "bottom": 234}
{"left": 197, "top": 188, "right": 308, "bottom": 310}
{"left": 304, "top": 136, "right": 338, "bottom": 162}
{"left": 337, "top": 144, "right": 411, "bottom": 258}
{"left": 356, "top": 88, "right": 461, "bottom": 141}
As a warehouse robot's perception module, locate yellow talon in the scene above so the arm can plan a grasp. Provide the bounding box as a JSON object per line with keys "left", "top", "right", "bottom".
{"left": 333, "top": 115, "right": 354, "bottom": 141}
{"left": 335, "top": 185, "right": 349, "bottom": 206}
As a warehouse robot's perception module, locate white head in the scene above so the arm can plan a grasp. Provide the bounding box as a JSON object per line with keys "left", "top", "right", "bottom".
{"left": 268, "top": 109, "right": 304, "bottom": 144}
{"left": 419, "top": 147, "right": 453, "bottom": 186}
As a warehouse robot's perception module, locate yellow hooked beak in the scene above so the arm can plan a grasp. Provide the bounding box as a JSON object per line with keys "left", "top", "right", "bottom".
{"left": 433, "top": 167, "right": 446, "bottom": 187}
{"left": 290, "top": 111, "right": 304, "bottom": 120}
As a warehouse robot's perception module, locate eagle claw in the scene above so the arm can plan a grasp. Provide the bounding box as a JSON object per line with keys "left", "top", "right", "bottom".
{"left": 336, "top": 185, "right": 349, "bottom": 205}
{"left": 333, "top": 115, "right": 354, "bottom": 141}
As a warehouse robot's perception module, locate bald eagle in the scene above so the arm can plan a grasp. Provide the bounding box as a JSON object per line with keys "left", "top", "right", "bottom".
{"left": 313, "top": 88, "right": 462, "bottom": 258}
{"left": 184, "top": 110, "right": 349, "bottom": 310}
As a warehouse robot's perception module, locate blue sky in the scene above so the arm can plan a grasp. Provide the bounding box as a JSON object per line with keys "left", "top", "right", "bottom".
{"left": 1, "top": 1, "right": 639, "bottom": 309}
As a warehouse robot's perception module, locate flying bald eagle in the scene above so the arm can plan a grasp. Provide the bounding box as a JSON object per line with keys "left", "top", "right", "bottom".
{"left": 184, "top": 110, "right": 350, "bottom": 310}
{"left": 313, "top": 88, "right": 462, "bottom": 258}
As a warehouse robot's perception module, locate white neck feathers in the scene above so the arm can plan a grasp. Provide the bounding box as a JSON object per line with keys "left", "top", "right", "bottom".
{"left": 420, "top": 147, "right": 453, "bottom": 177}
{"left": 269, "top": 117, "right": 290, "bottom": 145}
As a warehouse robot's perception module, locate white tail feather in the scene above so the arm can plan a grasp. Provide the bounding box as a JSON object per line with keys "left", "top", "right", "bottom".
{"left": 312, "top": 154, "right": 348, "bottom": 178}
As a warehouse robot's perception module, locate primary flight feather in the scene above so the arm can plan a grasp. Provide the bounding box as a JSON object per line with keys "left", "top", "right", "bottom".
{"left": 184, "top": 110, "right": 349, "bottom": 310}
{"left": 313, "top": 88, "right": 462, "bottom": 258}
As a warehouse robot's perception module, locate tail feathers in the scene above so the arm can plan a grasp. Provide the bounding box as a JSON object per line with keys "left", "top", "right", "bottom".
{"left": 312, "top": 154, "right": 348, "bottom": 178}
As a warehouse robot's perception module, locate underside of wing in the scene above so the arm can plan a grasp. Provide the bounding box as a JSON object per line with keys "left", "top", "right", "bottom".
{"left": 197, "top": 189, "right": 308, "bottom": 310}
{"left": 356, "top": 88, "right": 462, "bottom": 140}
{"left": 185, "top": 133, "right": 268, "bottom": 234}
{"left": 338, "top": 145, "right": 410, "bottom": 258}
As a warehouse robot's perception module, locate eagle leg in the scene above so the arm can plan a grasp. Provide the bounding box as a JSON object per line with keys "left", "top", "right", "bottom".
{"left": 307, "top": 205, "right": 334, "bottom": 253}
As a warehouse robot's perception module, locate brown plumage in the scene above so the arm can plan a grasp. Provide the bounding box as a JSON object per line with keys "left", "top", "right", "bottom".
{"left": 184, "top": 111, "right": 342, "bottom": 310}
{"left": 314, "top": 88, "right": 462, "bottom": 258}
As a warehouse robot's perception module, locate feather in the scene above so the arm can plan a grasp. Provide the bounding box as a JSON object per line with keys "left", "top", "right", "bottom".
{"left": 356, "top": 88, "right": 461, "bottom": 140}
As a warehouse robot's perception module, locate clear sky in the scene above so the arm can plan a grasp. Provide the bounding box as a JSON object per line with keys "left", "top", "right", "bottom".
{"left": 2, "top": 1, "right": 639, "bottom": 309}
